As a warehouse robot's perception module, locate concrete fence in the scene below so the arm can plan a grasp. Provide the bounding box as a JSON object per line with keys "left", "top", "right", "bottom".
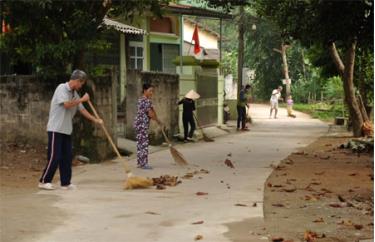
{"left": 125, "top": 70, "right": 179, "bottom": 145}
{"left": 0, "top": 74, "right": 117, "bottom": 162}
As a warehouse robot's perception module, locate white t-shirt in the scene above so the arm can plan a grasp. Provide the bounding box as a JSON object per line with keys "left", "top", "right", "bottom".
{"left": 270, "top": 89, "right": 281, "bottom": 102}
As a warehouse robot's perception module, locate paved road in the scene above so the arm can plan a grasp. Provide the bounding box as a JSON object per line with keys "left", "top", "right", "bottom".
{"left": 35, "top": 104, "right": 328, "bottom": 242}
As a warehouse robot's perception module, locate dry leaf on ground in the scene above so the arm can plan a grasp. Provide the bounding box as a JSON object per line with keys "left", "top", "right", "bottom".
{"left": 304, "top": 230, "right": 318, "bottom": 241}
{"left": 282, "top": 187, "right": 297, "bottom": 193}
{"left": 235, "top": 203, "right": 247, "bottom": 207}
{"left": 145, "top": 211, "right": 160, "bottom": 215}
{"left": 194, "top": 235, "right": 203, "bottom": 240}
{"left": 224, "top": 159, "right": 235, "bottom": 168}
{"left": 196, "top": 192, "right": 208, "bottom": 196}
{"left": 271, "top": 237, "right": 284, "bottom": 242}
{"left": 329, "top": 203, "right": 343, "bottom": 208}
{"left": 192, "top": 221, "right": 204, "bottom": 225}
{"left": 313, "top": 217, "right": 324, "bottom": 223}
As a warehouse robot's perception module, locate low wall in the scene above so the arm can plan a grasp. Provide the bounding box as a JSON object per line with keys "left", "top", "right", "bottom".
{"left": 0, "top": 74, "right": 117, "bottom": 162}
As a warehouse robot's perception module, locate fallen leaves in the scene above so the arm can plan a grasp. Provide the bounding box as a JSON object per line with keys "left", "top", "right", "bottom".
{"left": 152, "top": 175, "right": 181, "bottom": 188}
{"left": 181, "top": 169, "right": 209, "bottom": 179}
{"left": 337, "top": 219, "right": 364, "bottom": 230}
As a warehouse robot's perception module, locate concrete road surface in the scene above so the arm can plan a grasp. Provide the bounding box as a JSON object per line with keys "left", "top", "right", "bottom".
{"left": 33, "top": 104, "right": 328, "bottom": 242}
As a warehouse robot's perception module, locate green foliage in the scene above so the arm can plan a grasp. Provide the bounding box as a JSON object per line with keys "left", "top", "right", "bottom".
{"left": 322, "top": 76, "right": 344, "bottom": 101}
{"left": 292, "top": 102, "right": 347, "bottom": 122}
{"left": 1, "top": 0, "right": 169, "bottom": 78}
{"left": 243, "top": 18, "right": 282, "bottom": 99}
{"left": 251, "top": 0, "right": 374, "bottom": 118}
{"left": 221, "top": 50, "right": 237, "bottom": 77}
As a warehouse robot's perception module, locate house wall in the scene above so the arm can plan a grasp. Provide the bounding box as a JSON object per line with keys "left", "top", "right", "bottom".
{"left": 0, "top": 75, "right": 117, "bottom": 162}
{"left": 176, "top": 62, "right": 219, "bottom": 128}
{"left": 183, "top": 21, "right": 218, "bottom": 49}
{"left": 125, "top": 70, "right": 179, "bottom": 145}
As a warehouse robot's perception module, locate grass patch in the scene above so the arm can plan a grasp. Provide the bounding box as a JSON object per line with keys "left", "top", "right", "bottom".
{"left": 287, "top": 103, "right": 347, "bottom": 122}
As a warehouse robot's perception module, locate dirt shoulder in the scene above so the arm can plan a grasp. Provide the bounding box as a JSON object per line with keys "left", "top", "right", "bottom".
{"left": 263, "top": 135, "right": 373, "bottom": 241}
{"left": 0, "top": 143, "right": 68, "bottom": 242}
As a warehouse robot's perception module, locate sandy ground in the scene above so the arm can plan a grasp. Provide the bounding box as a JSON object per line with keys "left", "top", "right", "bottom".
{"left": 224, "top": 135, "right": 374, "bottom": 242}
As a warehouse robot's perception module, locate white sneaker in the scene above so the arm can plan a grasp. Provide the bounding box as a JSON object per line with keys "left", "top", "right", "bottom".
{"left": 60, "top": 184, "right": 77, "bottom": 190}
{"left": 38, "top": 183, "right": 55, "bottom": 190}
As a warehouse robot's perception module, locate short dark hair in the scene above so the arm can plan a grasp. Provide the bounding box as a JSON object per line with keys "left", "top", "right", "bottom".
{"left": 142, "top": 83, "right": 153, "bottom": 92}
{"left": 245, "top": 84, "right": 251, "bottom": 90}
{"left": 70, "top": 69, "right": 87, "bottom": 82}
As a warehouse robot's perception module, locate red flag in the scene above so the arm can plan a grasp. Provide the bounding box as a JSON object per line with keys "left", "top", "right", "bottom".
{"left": 2, "top": 20, "right": 9, "bottom": 33}
{"left": 192, "top": 25, "right": 201, "bottom": 54}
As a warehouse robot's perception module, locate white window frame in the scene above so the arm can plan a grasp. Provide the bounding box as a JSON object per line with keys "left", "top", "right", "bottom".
{"left": 129, "top": 41, "right": 144, "bottom": 70}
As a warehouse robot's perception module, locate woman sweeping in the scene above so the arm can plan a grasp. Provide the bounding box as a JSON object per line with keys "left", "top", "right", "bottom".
{"left": 178, "top": 90, "right": 200, "bottom": 142}
{"left": 134, "top": 84, "right": 161, "bottom": 169}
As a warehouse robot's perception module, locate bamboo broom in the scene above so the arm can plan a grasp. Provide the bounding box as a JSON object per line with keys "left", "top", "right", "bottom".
{"left": 87, "top": 100, "right": 153, "bottom": 190}
{"left": 160, "top": 125, "right": 188, "bottom": 165}
{"left": 193, "top": 113, "right": 214, "bottom": 142}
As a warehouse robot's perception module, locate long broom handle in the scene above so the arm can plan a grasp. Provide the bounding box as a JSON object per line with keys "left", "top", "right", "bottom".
{"left": 160, "top": 125, "right": 172, "bottom": 145}
{"left": 87, "top": 100, "right": 131, "bottom": 174}
{"left": 193, "top": 112, "right": 204, "bottom": 132}
{"left": 87, "top": 100, "right": 122, "bottom": 158}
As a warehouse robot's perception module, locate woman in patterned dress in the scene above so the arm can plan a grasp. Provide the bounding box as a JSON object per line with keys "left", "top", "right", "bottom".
{"left": 134, "top": 84, "right": 160, "bottom": 169}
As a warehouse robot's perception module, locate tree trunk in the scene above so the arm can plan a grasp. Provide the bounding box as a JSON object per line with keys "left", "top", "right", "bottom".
{"left": 281, "top": 43, "right": 291, "bottom": 98}
{"left": 329, "top": 41, "right": 364, "bottom": 137}
{"left": 357, "top": 94, "right": 369, "bottom": 122}
{"left": 73, "top": 49, "right": 86, "bottom": 70}
{"left": 237, "top": 5, "right": 244, "bottom": 99}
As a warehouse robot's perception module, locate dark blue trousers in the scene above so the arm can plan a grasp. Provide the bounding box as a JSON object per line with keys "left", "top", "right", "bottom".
{"left": 39, "top": 132, "right": 72, "bottom": 186}
{"left": 236, "top": 105, "right": 246, "bottom": 129}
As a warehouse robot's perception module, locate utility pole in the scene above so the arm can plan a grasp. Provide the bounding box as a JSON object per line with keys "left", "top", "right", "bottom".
{"left": 273, "top": 43, "right": 291, "bottom": 98}
{"left": 237, "top": 5, "right": 244, "bottom": 99}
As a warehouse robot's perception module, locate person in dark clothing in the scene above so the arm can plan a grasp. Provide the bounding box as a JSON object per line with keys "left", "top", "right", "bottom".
{"left": 237, "top": 84, "right": 251, "bottom": 131}
{"left": 178, "top": 90, "right": 200, "bottom": 142}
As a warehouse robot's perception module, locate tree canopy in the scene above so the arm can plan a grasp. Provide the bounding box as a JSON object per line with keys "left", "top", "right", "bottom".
{"left": 0, "top": 0, "right": 168, "bottom": 77}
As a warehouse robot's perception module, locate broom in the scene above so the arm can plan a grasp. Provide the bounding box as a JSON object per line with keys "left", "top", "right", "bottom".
{"left": 87, "top": 100, "right": 153, "bottom": 190}
{"left": 193, "top": 113, "right": 214, "bottom": 142}
{"left": 159, "top": 125, "right": 188, "bottom": 165}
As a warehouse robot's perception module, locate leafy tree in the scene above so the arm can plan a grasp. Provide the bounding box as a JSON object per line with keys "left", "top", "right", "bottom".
{"left": 1, "top": 0, "right": 169, "bottom": 78}
{"left": 252, "top": 0, "right": 374, "bottom": 136}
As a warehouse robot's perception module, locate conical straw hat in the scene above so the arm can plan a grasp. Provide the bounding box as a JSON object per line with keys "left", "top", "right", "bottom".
{"left": 185, "top": 90, "right": 200, "bottom": 99}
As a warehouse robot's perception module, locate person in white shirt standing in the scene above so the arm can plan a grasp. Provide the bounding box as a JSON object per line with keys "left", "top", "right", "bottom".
{"left": 269, "top": 86, "right": 283, "bottom": 119}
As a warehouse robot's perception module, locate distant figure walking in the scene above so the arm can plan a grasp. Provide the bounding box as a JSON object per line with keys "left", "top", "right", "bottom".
{"left": 237, "top": 84, "right": 251, "bottom": 130}
{"left": 178, "top": 90, "right": 200, "bottom": 142}
{"left": 287, "top": 95, "right": 296, "bottom": 118}
{"left": 269, "top": 86, "right": 283, "bottom": 119}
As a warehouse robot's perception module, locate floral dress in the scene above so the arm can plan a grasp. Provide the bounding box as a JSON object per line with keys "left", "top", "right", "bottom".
{"left": 134, "top": 96, "right": 152, "bottom": 167}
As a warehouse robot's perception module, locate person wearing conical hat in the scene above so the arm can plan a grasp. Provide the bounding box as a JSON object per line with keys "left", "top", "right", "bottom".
{"left": 178, "top": 90, "right": 200, "bottom": 142}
